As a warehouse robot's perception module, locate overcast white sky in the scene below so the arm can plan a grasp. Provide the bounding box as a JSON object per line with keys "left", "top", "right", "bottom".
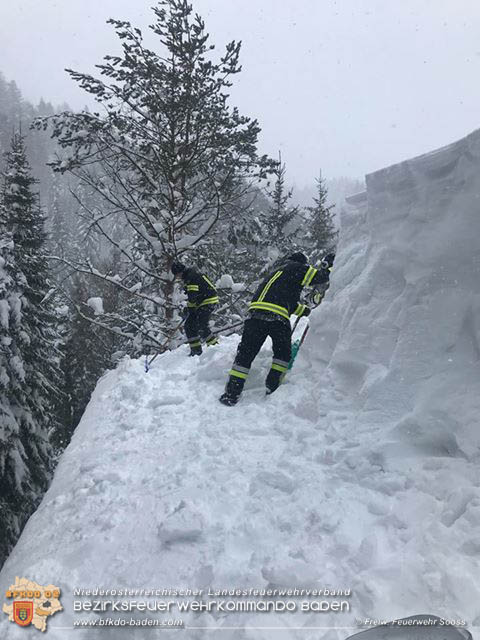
{"left": 1, "top": 0, "right": 480, "bottom": 185}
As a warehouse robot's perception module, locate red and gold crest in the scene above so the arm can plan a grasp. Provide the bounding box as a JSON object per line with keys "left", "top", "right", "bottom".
{"left": 13, "top": 600, "right": 34, "bottom": 627}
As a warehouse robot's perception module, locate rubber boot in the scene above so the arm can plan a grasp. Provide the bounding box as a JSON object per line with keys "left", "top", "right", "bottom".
{"left": 219, "top": 377, "right": 244, "bottom": 406}
{"left": 219, "top": 392, "right": 239, "bottom": 406}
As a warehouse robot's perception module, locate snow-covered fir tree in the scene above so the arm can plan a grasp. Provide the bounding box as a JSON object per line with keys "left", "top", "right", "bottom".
{"left": 0, "top": 73, "right": 57, "bottom": 193}
{"left": 304, "top": 174, "right": 337, "bottom": 262}
{"left": 260, "top": 156, "right": 302, "bottom": 272}
{"left": 45, "top": 173, "right": 74, "bottom": 261}
{"left": 0, "top": 134, "right": 59, "bottom": 568}
{"left": 56, "top": 275, "right": 112, "bottom": 445}
{"left": 35, "top": 0, "right": 274, "bottom": 354}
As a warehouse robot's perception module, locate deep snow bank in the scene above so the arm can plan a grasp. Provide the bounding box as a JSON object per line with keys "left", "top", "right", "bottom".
{"left": 1, "top": 130, "right": 480, "bottom": 639}
{"left": 316, "top": 129, "right": 480, "bottom": 452}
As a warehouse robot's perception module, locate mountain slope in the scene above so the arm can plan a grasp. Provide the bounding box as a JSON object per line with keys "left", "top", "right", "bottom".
{"left": 1, "top": 129, "right": 480, "bottom": 639}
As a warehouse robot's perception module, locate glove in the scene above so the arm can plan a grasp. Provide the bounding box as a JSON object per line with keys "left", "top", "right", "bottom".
{"left": 295, "top": 303, "right": 311, "bottom": 318}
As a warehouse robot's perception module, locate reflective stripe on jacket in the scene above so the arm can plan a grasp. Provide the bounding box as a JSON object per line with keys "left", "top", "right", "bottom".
{"left": 183, "top": 268, "right": 219, "bottom": 309}
{"left": 248, "top": 260, "right": 329, "bottom": 321}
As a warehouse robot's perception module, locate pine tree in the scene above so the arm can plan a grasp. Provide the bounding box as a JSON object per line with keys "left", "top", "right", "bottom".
{"left": 305, "top": 173, "right": 337, "bottom": 262}
{"left": 51, "top": 266, "right": 125, "bottom": 450}
{"left": 60, "top": 276, "right": 111, "bottom": 440}
{"left": 0, "top": 222, "right": 18, "bottom": 566}
{"left": 35, "top": 0, "right": 274, "bottom": 353}
{"left": 49, "top": 300, "right": 71, "bottom": 452}
{"left": 260, "top": 155, "right": 302, "bottom": 272}
{"left": 46, "top": 173, "right": 72, "bottom": 256}
{"left": 0, "top": 134, "right": 59, "bottom": 567}
{"left": 0, "top": 74, "right": 56, "bottom": 192}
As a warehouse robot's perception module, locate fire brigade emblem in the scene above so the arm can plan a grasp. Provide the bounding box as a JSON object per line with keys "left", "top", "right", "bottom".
{"left": 13, "top": 600, "right": 34, "bottom": 626}
{"left": 3, "top": 578, "right": 63, "bottom": 632}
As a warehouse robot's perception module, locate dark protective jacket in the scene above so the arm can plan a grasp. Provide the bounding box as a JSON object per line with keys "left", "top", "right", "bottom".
{"left": 182, "top": 268, "right": 219, "bottom": 309}
{"left": 248, "top": 260, "right": 330, "bottom": 321}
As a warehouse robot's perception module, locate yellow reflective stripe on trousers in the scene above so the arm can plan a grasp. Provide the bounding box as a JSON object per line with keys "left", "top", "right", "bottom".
{"left": 294, "top": 303, "right": 306, "bottom": 316}
{"left": 271, "top": 363, "right": 288, "bottom": 373}
{"left": 257, "top": 270, "right": 283, "bottom": 302}
{"left": 229, "top": 369, "right": 248, "bottom": 380}
{"left": 248, "top": 301, "right": 290, "bottom": 320}
{"left": 187, "top": 284, "right": 199, "bottom": 291}
{"left": 198, "top": 296, "right": 219, "bottom": 306}
{"left": 301, "top": 266, "right": 318, "bottom": 286}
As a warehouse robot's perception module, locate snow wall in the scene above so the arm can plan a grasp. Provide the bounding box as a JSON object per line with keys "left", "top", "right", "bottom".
{"left": 1, "top": 130, "right": 480, "bottom": 639}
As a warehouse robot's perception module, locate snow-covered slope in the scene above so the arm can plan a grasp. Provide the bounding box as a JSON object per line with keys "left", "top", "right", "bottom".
{"left": 1, "top": 130, "right": 480, "bottom": 639}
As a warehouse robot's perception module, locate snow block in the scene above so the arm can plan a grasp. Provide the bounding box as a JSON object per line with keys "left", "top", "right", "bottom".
{"left": 157, "top": 500, "right": 204, "bottom": 546}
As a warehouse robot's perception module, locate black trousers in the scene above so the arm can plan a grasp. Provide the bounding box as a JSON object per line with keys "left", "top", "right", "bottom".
{"left": 184, "top": 307, "right": 217, "bottom": 349}
{"left": 225, "top": 317, "right": 291, "bottom": 398}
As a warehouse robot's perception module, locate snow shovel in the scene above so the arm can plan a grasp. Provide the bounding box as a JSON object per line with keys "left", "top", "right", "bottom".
{"left": 288, "top": 321, "right": 310, "bottom": 370}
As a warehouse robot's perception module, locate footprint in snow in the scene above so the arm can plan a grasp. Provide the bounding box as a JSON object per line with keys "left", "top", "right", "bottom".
{"left": 148, "top": 396, "right": 185, "bottom": 408}
{"left": 249, "top": 471, "right": 296, "bottom": 495}
{"left": 158, "top": 500, "right": 204, "bottom": 547}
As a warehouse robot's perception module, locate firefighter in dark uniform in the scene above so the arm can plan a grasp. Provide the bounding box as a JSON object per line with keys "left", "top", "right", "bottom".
{"left": 171, "top": 261, "right": 219, "bottom": 356}
{"left": 219, "top": 252, "right": 333, "bottom": 405}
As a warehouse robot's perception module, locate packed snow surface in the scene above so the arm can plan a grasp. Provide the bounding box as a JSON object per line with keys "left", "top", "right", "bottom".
{"left": 1, "top": 130, "right": 480, "bottom": 639}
